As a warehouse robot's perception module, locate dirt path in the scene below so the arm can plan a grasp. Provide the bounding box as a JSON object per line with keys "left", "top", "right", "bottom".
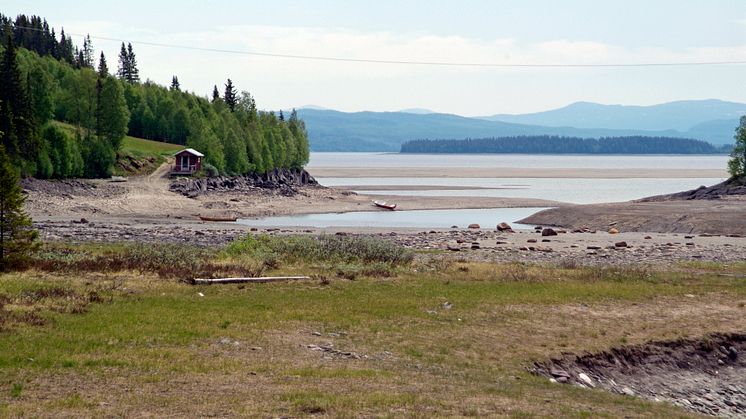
{"left": 109, "top": 159, "right": 200, "bottom": 217}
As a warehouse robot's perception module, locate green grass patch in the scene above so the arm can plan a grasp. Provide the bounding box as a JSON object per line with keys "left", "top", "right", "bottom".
{"left": 120, "top": 136, "right": 183, "bottom": 157}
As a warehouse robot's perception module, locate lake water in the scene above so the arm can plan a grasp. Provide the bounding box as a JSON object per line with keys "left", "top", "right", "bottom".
{"left": 244, "top": 153, "right": 729, "bottom": 228}
{"left": 318, "top": 177, "right": 724, "bottom": 204}
{"left": 238, "top": 208, "right": 545, "bottom": 229}
{"left": 308, "top": 153, "right": 729, "bottom": 170}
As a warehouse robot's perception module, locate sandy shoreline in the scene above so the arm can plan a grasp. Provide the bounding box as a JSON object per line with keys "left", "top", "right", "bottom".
{"left": 308, "top": 167, "right": 728, "bottom": 179}
{"left": 26, "top": 161, "right": 746, "bottom": 263}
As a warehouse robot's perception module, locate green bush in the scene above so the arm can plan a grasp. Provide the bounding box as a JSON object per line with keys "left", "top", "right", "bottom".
{"left": 202, "top": 163, "right": 219, "bottom": 177}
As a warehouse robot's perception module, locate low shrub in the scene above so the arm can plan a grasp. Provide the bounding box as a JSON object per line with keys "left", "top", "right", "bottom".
{"left": 31, "top": 243, "right": 264, "bottom": 280}
{"left": 225, "top": 234, "right": 415, "bottom": 266}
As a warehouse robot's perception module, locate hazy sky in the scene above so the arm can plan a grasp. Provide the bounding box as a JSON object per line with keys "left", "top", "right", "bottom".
{"left": 4, "top": 1, "right": 746, "bottom": 115}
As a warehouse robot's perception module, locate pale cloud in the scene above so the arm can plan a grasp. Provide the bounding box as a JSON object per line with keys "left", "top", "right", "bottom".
{"left": 59, "top": 22, "right": 746, "bottom": 115}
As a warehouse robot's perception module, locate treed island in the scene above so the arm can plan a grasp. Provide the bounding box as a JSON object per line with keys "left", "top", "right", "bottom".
{"left": 401, "top": 135, "right": 731, "bottom": 154}
{"left": 0, "top": 13, "right": 310, "bottom": 180}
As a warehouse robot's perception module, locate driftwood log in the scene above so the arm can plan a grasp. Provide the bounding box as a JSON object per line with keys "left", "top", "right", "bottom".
{"left": 191, "top": 276, "right": 311, "bottom": 285}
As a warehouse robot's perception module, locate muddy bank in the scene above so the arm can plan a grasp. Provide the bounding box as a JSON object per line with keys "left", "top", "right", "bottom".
{"left": 533, "top": 333, "right": 746, "bottom": 417}
{"left": 520, "top": 197, "right": 746, "bottom": 236}
{"left": 521, "top": 178, "right": 746, "bottom": 236}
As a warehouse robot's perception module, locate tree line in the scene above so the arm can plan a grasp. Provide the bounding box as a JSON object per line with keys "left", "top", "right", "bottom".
{"left": 400, "top": 135, "right": 727, "bottom": 154}
{"left": 0, "top": 13, "right": 309, "bottom": 178}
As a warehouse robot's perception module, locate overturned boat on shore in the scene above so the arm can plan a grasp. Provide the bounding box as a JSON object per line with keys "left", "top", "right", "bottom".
{"left": 373, "top": 200, "right": 397, "bottom": 210}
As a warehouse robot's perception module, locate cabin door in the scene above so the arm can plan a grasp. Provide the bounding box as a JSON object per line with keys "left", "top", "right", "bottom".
{"left": 181, "top": 156, "right": 189, "bottom": 170}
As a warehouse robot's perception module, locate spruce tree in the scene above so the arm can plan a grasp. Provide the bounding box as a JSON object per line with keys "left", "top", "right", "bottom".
{"left": 117, "top": 42, "right": 129, "bottom": 81}
{"left": 0, "top": 145, "right": 38, "bottom": 271}
{"left": 0, "top": 35, "right": 24, "bottom": 158}
{"left": 170, "top": 75, "right": 180, "bottom": 91}
{"left": 212, "top": 85, "right": 220, "bottom": 102}
{"left": 126, "top": 43, "right": 139, "bottom": 83}
{"left": 82, "top": 34, "right": 94, "bottom": 68}
{"left": 98, "top": 51, "right": 108, "bottom": 77}
{"left": 224, "top": 79, "right": 237, "bottom": 111}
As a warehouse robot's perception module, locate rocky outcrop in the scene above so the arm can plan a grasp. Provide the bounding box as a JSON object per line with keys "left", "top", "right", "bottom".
{"left": 639, "top": 177, "right": 746, "bottom": 202}
{"left": 170, "top": 168, "right": 318, "bottom": 198}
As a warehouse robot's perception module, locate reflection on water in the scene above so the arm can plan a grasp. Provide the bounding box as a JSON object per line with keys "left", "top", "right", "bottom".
{"left": 238, "top": 208, "right": 547, "bottom": 229}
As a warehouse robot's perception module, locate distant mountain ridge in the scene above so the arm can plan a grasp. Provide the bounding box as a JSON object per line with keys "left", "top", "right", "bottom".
{"left": 298, "top": 99, "right": 744, "bottom": 152}
{"left": 479, "top": 99, "right": 746, "bottom": 131}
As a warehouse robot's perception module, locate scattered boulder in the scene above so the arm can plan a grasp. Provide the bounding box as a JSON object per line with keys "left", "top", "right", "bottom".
{"left": 497, "top": 222, "right": 514, "bottom": 232}
{"left": 541, "top": 228, "right": 558, "bottom": 237}
{"left": 468, "top": 223, "right": 480, "bottom": 229}
{"left": 614, "top": 241, "right": 628, "bottom": 248}
{"left": 608, "top": 228, "right": 619, "bottom": 234}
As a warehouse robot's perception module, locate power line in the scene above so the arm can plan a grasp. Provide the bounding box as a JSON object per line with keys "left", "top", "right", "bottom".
{"left": 12, "top": 24, "right": 746, "bottom": 68}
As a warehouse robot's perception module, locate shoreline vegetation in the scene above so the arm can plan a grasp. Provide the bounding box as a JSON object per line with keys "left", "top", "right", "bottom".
{"left": 0, "top": 13, "right": 310, "bottom": 181}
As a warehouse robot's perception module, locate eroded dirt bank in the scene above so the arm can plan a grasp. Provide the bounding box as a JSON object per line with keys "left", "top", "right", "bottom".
{"left": 533, "top": 333, "right": 746, "bottom": 417}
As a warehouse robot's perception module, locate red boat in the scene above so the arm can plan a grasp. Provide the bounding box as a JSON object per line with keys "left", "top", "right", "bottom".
{"left": 373, "top": 200, "right": 397, "bottom": 210}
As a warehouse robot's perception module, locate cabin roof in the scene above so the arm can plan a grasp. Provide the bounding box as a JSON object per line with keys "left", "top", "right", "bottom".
{"left": 176, "top": 148, "right": 204, "bottom": 157}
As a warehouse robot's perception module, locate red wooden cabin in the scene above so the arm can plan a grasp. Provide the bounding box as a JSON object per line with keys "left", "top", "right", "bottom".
{"left": 172, "top": 148, "right": 204, "bottom": 175}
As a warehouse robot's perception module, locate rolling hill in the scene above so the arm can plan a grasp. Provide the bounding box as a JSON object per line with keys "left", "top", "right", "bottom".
{"left": 298, "top": 101, "right": 742, "bottom": 152}
{"left": 479, "top": 99, "right": 746, "bottom": 131}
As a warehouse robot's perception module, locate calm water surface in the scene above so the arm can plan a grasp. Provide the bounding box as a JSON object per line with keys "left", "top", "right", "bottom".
{"left": 319, "top": 177, "right": 725, "bottom": 204}
{"left": 247, "top": 153, "right": 728, "bottom": 227}
{"left": 239, "top": 208, "right": 544, "bottom": 229}
{"left": 308, "top": 152, "right": 729, "bottom": 170}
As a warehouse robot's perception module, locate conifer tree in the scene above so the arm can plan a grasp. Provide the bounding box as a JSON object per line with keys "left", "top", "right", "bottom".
{"left": 98, "top": 51, "right": 108, "bottom": 77}
{"left": 170, "top": 75, "right": 180, "bottom": 91}
{"left": 58, "top": 29, "right": 74, "bottom": 64}
{"left": 0, "top": 35, "right": 24, "bottom": 158}
{"left": 75, "top": 48, "right": 84, "bottom": 69}
{"left": 0, "top": 145, "right": 38, "bottom": 271}
{"left": 49, "top": 28, "right": 58, "bottom": 58}
{"left": 212, "top": 85, "right": 220, "bottom": 102}
{"left": 82, "top": 34, "right": 94, "bottom": 68}
{"left": 224, "top": 79, "right": 237, "bottom": 111}
{"left": 117, "top": 42, "right": 129, "bottom": 80}
{"left": 126, "top": 43, "right": 139, "bottom": 83}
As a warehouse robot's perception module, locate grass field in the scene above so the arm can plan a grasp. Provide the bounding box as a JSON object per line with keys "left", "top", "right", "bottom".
{"left": 0, "top": 239, "right": 744, "bottom": 417}
{"left": 51, "top": 121, "right": 182, "bottom": 176}
{"left": 119, "top": 135, "right": 183, "bottom": 157}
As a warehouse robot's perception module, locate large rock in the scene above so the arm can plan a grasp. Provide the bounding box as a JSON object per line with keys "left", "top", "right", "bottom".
{"left": 468, "top": 223, "right": 480, "bottom": 229}
{"left": 541, "top": 228, "right": 558, "bottom": 237}
{"left": 170, "top": 168, "right": 317, "bottom": 197}
{"left": 497, "top": 222, "right": 514, "bottom": 232}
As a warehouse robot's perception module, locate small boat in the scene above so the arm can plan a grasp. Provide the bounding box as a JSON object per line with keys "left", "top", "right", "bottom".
{"left": 373, "top": 200, "right": 397, "bottom": 210}
{"left": 199, "top": 215, "right": 238, "bottom": 222}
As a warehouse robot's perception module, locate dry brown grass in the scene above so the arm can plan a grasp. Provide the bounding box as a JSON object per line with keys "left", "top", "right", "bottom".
{"left": 0, "top": 259, "right": 743, "bottom": 417}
